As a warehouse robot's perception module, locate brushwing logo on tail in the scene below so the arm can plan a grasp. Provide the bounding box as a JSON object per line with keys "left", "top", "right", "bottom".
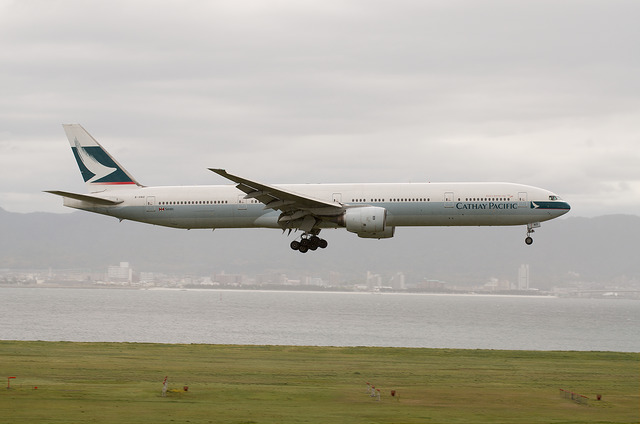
{"left": 72, "top": 138, "right": 135, "bottom": 185}
{"left": 73, "top": 138, "right": 117, "bottom": 183}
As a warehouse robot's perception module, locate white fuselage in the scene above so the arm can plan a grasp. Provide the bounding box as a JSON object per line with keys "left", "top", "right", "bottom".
{"left": 62, "top": 181, "right": 570, "bottom": 230}
{"left": 51, "top": 124, "right": 572, "bottom": 249}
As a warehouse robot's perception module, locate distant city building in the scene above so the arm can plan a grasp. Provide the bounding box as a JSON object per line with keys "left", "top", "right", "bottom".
{"left": 389, "top": 272, "right": 406, "bottom": 290}
{"left": 139, "top": 272, "right": 155, "bottom": 285}
{"left": 214, "top": 272, "right": 244, "bottom": 286}
{"left": 416, "top": 279, "right": 446, "bottom": 291}
{"left": 518, "top": 264, "right": 530, "bottom": 290}
{"left": 366, "top": 271, "right": 382, "bottom": 289}
{"left": 107, "top": 262, "right": 133, "bottom": 284}
{"left": 304, "top": 276, "right": 324, "bottom": 286}
{"left": 484, "top": 278, "right": 510, "bottom": 291}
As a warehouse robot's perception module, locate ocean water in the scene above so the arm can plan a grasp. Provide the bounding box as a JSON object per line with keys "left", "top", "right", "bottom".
{"left": 1, "top": 288, "right": 638, "bottom": 351}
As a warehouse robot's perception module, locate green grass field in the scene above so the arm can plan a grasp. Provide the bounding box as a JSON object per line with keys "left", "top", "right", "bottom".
{"left": 0, "top": 341, "right": 637, "bottom": 423}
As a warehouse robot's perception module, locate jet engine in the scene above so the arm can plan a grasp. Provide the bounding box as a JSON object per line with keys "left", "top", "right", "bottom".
{"left": 339, "top": 206, "right": 395, "bottom": 239}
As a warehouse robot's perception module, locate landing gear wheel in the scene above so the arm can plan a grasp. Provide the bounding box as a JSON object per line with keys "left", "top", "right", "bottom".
{"left": 290, "top": 231, "right": 327, "bottom": 253}
{"left": 309, "top": 236, "right": 320, "bottom": 249}
{"left": 525, "top": 223, "right": 538, "bottom": 246}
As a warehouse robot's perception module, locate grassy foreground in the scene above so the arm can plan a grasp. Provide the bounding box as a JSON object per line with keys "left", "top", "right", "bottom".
{"left": 0, "top": 341, "right": 637, "bottom": 424}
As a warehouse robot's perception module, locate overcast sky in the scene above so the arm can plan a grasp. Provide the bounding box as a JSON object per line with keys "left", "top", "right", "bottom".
{"left": 1, "top": 0, "right": 639, "bottom": 217}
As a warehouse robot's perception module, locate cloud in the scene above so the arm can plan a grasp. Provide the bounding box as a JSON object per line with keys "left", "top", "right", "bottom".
{"left": 1, "top": 0, "right": 639, "bottom": 216}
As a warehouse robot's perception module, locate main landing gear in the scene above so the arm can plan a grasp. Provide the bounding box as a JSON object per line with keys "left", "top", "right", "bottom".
{"left": 525, "top": 222, "right": 540, "bottom": 245}
{"left": 290, "top": 234, "right": 328, "bottom": 253}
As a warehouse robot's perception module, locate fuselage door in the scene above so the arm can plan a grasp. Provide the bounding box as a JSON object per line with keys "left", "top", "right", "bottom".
{"left": 444, "top": 192, "right": 454, "bottom": 208}
{"left": 518, "top": 192, "right": 528, "bottom": 208}
{"left": 146, "top": 196, "right": 156, "bottom": 212}
{"left": 332, "top": 193, "right": 342, "bottom": 204}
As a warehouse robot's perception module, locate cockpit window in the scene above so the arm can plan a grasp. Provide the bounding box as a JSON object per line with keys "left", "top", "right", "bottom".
{"left": 549, "top": 195, "right": 560, "bottom": 201}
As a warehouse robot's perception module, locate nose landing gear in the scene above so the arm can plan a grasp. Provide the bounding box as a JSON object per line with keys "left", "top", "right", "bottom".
{"left": 525, "top": 222, "right": 540, "bottom": 245}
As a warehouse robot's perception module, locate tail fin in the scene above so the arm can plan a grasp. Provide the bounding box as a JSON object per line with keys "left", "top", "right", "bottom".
{"left": 63, "top": 124, "right": 142, "bottom": 190}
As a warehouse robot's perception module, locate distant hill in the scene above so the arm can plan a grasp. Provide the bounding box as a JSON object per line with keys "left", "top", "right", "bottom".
{"left": 1, "top": 207, "right": 639, "bottom": 288}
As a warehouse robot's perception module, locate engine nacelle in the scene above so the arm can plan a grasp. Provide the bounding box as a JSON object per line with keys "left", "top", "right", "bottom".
{"left": 340, "top": 206, "right": 395, "bottom": 239}
{"left": 355, "top": 226, "right": 395, "bottom": 239}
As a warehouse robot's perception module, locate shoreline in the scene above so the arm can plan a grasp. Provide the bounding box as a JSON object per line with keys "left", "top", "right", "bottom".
{"left": 1, "top": 284, "right": 561, "bottom": 297}
{"left": 1, "top": 339, "right": 636, "bottom": 353}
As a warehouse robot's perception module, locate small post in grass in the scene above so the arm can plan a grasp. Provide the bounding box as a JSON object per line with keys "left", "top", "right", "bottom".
{"left": 7, "top": 377, "right": 16, "bottom": 389}
{"left": 162, "top": 376, "right": 168, "bottom": 397}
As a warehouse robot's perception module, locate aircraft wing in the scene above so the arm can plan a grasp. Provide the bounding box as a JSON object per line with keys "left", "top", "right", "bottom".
{"left": 210, "top": 168, "right": 343, "bottom": 232}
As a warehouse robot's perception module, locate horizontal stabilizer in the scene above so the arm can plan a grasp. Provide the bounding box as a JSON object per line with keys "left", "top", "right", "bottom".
{"left": 44, "top": 190, "right": 124, "bottom": 205}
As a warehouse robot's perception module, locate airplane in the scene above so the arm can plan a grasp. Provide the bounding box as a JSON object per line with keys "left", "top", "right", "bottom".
{"left": 47, "top": 124, "right": 571, "bottom": 253}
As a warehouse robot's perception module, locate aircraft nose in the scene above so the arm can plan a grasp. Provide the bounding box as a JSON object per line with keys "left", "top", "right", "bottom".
{"left": 557, "top": 201, "right": 571, "bottom": 215}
